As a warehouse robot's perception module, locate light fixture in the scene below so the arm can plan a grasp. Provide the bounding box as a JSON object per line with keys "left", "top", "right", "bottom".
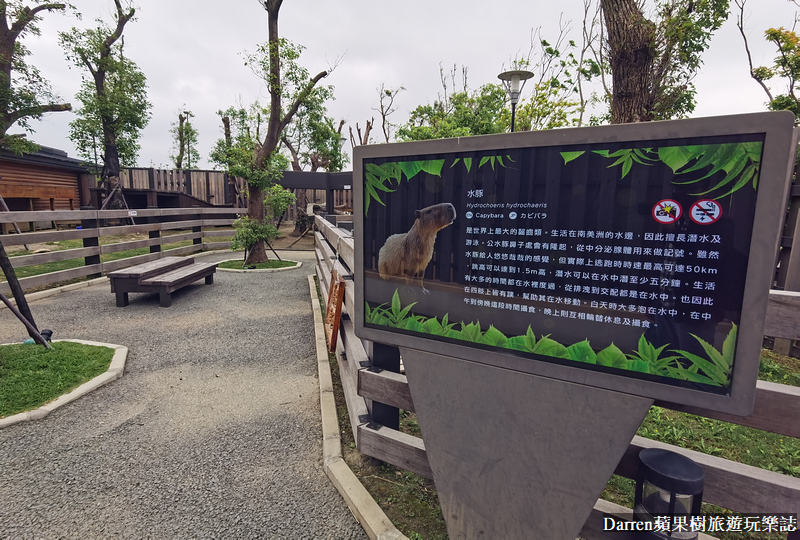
{"left": 634, "top": 448, "right": 705, "bottom": 539}
{"left": 497, "top": 70, "right": 534, "bottom": 132}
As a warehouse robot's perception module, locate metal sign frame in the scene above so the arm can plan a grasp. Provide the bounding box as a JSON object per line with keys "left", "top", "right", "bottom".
{"left": 354, "top": 112, "right": 797, "bottom": 415}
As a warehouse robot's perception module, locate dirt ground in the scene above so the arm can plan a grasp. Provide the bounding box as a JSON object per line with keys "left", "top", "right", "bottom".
{"left": 272, "top": 221, "right": 315, "bottom": 251}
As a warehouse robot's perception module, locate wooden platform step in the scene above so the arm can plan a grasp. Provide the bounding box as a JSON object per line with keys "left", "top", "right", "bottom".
{"left": 107, "top": 256, "right": 192, "bottom": 281}
{"left": 141, "top": 262, "right": 217, "bottom": 287}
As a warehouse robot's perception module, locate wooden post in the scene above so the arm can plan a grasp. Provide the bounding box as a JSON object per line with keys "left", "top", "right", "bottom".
{"left": 78, "top": 173, "right": 93, "bottom": 208}
{"left": 370, "top": 342, "right": 401, "bottom": 431}
{"left": 774, "top": 158, "right": 800, "bottom": 355}
{"left": 224, "top": 173, "right": 232, "bottom": 206}
{"left": 148, "top": 208, "right": 161, "bottom": 253}
{"left": 81, "top": 211, "right": 101, "bottom": 279}
{"left": 326, "top": 173, "right": 335, "bottom": 214}
{"left": 193, "top": 223, "right": 202, "bottom": 246}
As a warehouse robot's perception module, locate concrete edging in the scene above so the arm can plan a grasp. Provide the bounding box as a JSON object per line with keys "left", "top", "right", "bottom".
{"left": 0, "top": 339, "right": 128, "bottom": 429}
{"left": 307, "top": 275, "right": 407, "bottom": 540}
{"left": 217, "top": 259, "right": 303, "bottom": 273}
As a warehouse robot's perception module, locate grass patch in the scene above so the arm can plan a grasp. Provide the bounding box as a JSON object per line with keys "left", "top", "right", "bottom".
{"left": 0, "top": 341, "right": 114, "bottom": 418}
{"left": 759, "top": 349, "right": 800, "bottom": 387}
{"left": 218, "top": 259, "right": 298, "bottom": 270}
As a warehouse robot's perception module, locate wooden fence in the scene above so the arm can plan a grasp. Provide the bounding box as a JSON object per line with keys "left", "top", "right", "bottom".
{"left": 315, "top": 215, "right": 800, "bottom": 539}
{"left": 107, "top": 168, "right": 353, "bottom": 220}
{"left": 108, "top": 168, "right": 238, "bottom": 207}
{"left": 0, "top": 207, "right": 244, "bottom": 295}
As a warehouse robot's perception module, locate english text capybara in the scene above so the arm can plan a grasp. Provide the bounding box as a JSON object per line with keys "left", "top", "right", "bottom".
{"left": 378, "top": 203, "right": 457, "bottom": 293}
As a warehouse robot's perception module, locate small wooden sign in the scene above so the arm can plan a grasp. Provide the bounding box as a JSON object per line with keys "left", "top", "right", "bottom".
{"left": 325, "top": 269, "right": 346, "bottom": 352}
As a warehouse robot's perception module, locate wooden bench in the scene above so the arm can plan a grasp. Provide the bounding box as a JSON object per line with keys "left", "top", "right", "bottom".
{"left": 108, "top": 256, "right": 218, "bottom": 307}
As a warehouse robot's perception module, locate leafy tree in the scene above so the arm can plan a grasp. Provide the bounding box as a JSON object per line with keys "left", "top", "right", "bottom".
{"left": 59, "top": 0, "right": 151, "bottom": 207}
{"left": 597, "top": 0, "right": 729, "bottom": 124}
{"left": 281, "top": 84, "right": 345, "bottom": 173}
{"left": 397, "top": 65, "right": 507, "bottom": 141}
{"left": 0, "top": 1, "right": 73, "bottom": 154}
{"left": 397, "top": 30, "right": 597, "bottom": 142}
{"left": 280, "top": 84, "right": 345, "bottom": 217}
{"left": 502, "top": 23, "right": 600, "bottom": 130}
{"left": 0, "top": 1, "right": 74, "bottom": 333}
{"left": 735, "top": 0, "right": 800, "bottom": 122}
{"left": 227, "top": 0, "right": 331, "bottom": 264}
{"left": 210, "top": 102, "right": 291, "bottom": 251}
{"left": 210, "top": 102, "right": 287, "bottom": 190}
{"left": 229, "top": 184, "right": 295, "bottom": 256}
{"left": 170, "top": 107, "right": 199, "bottom": 169}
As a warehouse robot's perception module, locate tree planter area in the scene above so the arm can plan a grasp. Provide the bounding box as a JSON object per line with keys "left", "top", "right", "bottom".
{"left": 216, "top": 258, "right": 301, "bottom": 272}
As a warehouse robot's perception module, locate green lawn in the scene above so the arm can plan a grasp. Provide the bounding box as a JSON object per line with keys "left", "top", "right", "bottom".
{"left": 0, "top": 341, "right": 114, "bottom": 418}
{"left": 217, "top": 259, "right": 298, "bottom": 270}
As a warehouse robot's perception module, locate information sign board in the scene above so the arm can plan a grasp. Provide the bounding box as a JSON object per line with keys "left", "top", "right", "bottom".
{"left": 354, "top": 112, "right": 797, "bottom": 415}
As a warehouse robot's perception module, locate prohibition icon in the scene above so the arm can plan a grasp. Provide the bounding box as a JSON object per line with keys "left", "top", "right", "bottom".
{"left": 652, "top": 199, "right": 682, "bottom": 224}
{"left": 689, "top": 199, "right": 722, "bottom": 225}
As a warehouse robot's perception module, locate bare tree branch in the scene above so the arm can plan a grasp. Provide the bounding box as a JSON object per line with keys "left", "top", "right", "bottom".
{"left": 373, "top": 83, "right": 405, "bottom": 143}
{"left": 735, "top": 0, "right": 775, "bottom": 102}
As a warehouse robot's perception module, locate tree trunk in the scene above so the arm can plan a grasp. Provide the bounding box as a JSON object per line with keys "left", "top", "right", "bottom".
{"left": 175, "top": 112, "right": 186, "bottom": 169}
{"left": 601, "top": 0, "right": 656, "bottom": 124}
{"left": 245, "top": 184, "right": 270, "bottom": 264}
{"left": 102, "top": 129, "right": 125, "bottom": 209}
{"left": 244, "top": 1, "right": 283, "bottom": 265}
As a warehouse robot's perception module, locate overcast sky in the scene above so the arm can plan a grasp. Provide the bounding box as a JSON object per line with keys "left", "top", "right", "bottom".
{"left": 21, "top": 0, "right": 800, "bottom": 170}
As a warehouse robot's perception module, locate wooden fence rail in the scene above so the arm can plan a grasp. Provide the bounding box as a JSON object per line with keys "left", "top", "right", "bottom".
{"left": 315, "top": 215, "right": 800, "bottom": 539}
{"left": 0, "top": 208, "right": 244, "bottom": 295}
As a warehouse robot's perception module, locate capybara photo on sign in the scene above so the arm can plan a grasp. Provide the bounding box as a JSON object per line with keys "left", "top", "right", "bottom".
{"left": 378, "top": 202, "right": 456, "bottom": 294}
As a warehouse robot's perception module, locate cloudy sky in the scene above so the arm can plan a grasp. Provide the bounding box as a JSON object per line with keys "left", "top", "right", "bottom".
{"left": 21, "top": 0, "right": 799, "bottom": 170}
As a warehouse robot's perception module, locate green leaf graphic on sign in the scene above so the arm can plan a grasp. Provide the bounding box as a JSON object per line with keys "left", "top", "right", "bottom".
{"left": 572, "top": 142, "right": 765, "bottom": 199}
{"left": 364, "top": 295, "right": 738, "bottom": 388}
{"left": 561, "top": 151, "right": 585, "bottom": 165}
{"left": 481, "top": 325, "right": 509, "bottom": 347}
{"left": 568, "top": 339, "right": 597, "bottom": 364}
{"left": 420, "top": 159, "right": 445, "bottom": 176}
{"left": 596, "top": 343, "right": 628, "bottom": 368}
{"left": 399, "top": 161, "right": 423, "bottom": 181}
{"left": 364, "top": 159, "right": 444, "bottom": 216}
{"left": 671, "top": 143, "right": 762, "bottom": 198}
{"left": 658, "top": 146, "right": 695, "bottom": 172}
{"left": 532, "top": 335, "right": 570, "bottom": 359}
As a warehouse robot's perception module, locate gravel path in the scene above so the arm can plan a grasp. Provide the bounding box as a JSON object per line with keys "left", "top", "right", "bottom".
{"left": 0, "top": 251, "right": 367, "bottom": 540}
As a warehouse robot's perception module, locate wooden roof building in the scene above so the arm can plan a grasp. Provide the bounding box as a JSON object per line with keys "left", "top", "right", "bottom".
{"left": 0, "top": 146, "right": 90, "bottom": 214}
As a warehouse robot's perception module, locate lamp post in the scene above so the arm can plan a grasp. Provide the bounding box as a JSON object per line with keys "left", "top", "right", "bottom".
{"left": 497, "top": 69, "right": 533, "bottom": 132}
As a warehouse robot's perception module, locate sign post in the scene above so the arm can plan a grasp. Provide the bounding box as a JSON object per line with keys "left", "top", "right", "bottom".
{"left": 354, "top": 112, "right": 798, "bottom": 538}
